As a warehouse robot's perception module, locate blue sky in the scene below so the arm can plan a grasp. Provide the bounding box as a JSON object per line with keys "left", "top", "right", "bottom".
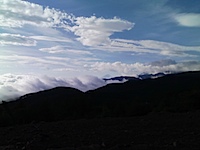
{"left": 0, "top": 0, "right": 200, "bottom": 100}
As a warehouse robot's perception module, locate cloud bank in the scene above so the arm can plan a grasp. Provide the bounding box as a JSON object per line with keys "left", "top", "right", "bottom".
{"left": 1, "top": 59, "right": 200, "bottom": 102}
{"left": 0, "top": 74, "right": 107, "bottom": 102}
{"left": 88, "top": 60, "right": 200, "bottom": 76}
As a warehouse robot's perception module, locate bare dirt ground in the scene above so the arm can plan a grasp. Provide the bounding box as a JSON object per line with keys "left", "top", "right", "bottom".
{"left": 1, "top": 111, "right": 200, "bottom": 150}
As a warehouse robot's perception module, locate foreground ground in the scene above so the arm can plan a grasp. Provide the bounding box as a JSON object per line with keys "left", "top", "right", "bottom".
{"left": 0, "top": 111, "right": 200, "bottom": 150}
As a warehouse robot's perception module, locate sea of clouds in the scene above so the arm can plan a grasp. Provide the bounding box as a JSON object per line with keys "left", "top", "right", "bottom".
{"left": 0, "top": 74, "right": 112, "bottom": 102}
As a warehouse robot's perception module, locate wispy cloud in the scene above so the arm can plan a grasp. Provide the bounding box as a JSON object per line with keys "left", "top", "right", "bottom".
{"left": 102, "top": 39, "right": 200, "bottom": 57}
{"left": 0, "top": 55, "right": 71, "bottom": 71}
{"left": 39, "top": 45, "right": 93, "bottom": 55}
{"left": 30, "top": 36, "right": 73, "bottom": 43}
{"left": 0, "top": 33, "right": 37, "bottom": 46}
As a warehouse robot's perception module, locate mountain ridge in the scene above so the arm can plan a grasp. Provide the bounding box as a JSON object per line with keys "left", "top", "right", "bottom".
{"left": 103, "top": 72, "right": 171, "bottom": 82}
{"left": 0, "top": 71, "right": 200, "bottom": 126}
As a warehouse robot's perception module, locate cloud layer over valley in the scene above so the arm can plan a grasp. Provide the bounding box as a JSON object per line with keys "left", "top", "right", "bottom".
{"left": 1, "top": 59, "right": 200, "bottom": 102}
{"left": 0, "top": 74, "right": 107, "bottom": 102}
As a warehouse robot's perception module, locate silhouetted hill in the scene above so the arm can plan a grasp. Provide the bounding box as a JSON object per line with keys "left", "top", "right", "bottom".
{"left": 19, "top": 87, "right": 84, "bottom": 104}
{"left": 0, "top": 87, "right": 87, "bottom": 126}
{"left": 103, "top": 72, "right": 167, "bottom": 81}
{"left": 88, "top": 71, "right": 200, "bottom": 116}
{"left": 0, "top": 71, "right": 200, "bottom": 126}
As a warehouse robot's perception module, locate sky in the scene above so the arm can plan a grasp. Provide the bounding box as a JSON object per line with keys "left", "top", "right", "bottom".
{"left": 0, "top": 0, "right": 200, "bottom": 101}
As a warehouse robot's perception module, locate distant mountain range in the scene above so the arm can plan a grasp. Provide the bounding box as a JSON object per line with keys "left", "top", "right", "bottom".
{"left": 138, "top": 72, "right": 167, "bottom": 79}
{"left": 0, "top": 71, "right": 200, "bottom": 127}
{"left": 103, "top": 76, "right": 139, "bottom": 82}
{"left": 103, "top": 72, "right": 169, "bottom": 82}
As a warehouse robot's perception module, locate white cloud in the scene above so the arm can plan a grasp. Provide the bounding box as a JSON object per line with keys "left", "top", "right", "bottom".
{"left": 70, "top": 16, "right": 134, "bottom": 46}
{"left": 174, "top": 13, "right": 200, "bottom": 27}
{"left": 0, "top": 0, "right": 73, "bottom": 28}
{"left": 0, "top": 74, "right": 106, "bottom": 102}
{"left": 0, "top": 33, "right": 37, "bottom": 46}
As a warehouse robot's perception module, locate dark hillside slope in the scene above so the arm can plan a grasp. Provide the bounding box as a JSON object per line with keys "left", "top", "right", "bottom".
{"left": 0, "top": 71, "right": 200, "bottom": 127}
{"left": 87, "top": 71, "right": 200, "bottom": 115}
{"left": 19, "top": 87, "right": 84, "bottom": 105}
{"left": 0, "top": 87, "right": 87, "bottom": 126}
